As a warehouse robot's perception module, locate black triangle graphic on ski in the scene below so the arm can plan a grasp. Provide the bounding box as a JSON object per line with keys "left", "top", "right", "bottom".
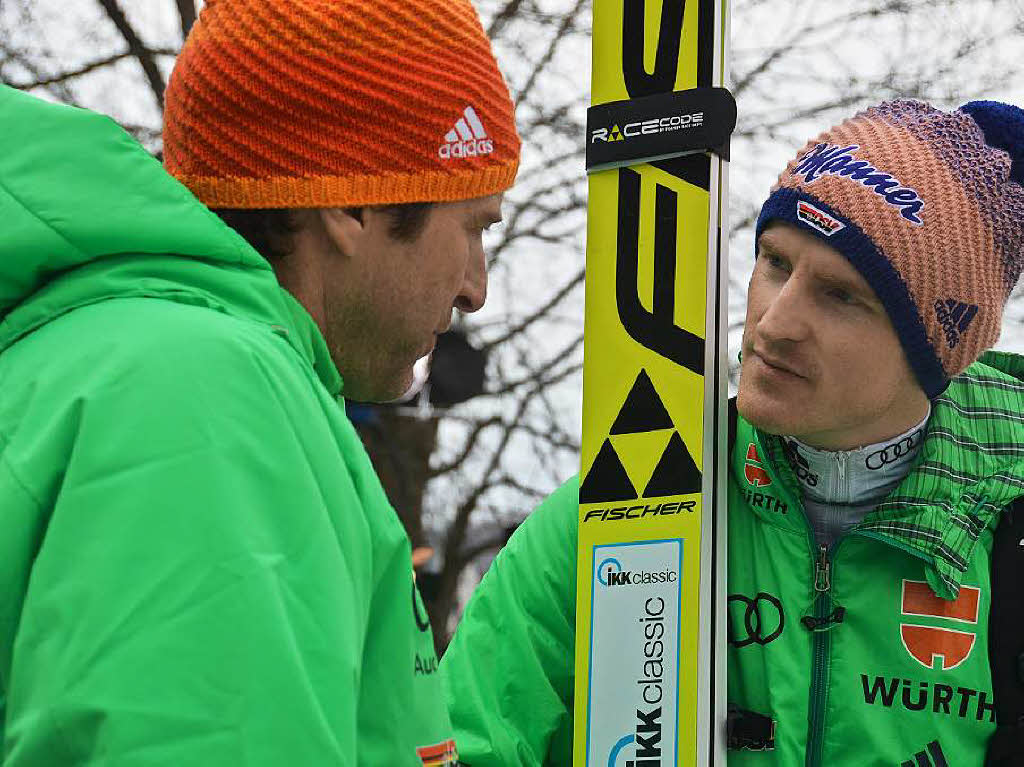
{"left": 644, "top": 431, "right": 702, "bottom": 498}
{"left": 579, "top": 439, "right": 637, "bottom": 503}
{"left": 609, "top": 370, "right": 674, "bottom": 435}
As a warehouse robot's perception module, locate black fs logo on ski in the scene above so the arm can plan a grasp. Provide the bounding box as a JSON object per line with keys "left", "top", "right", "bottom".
{"left": 439, "top": 106, "right": 494, "bottom": 159}
{"left": 580, "top": 369, "right": 701, "bottom": 510}
{"left": 606, "top": 97, "right": 731, "bottom": 381}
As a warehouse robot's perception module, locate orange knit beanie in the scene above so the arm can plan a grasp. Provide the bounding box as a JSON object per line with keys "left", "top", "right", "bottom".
{"left": 163, "top": 0, "right": 520, "bottom": 208}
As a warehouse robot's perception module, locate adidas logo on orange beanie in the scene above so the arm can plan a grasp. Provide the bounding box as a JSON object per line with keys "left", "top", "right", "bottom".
{"left": 163, "top": 0, "right": 520, "bottom": 208}
{"left": 757, "top": 100, "right": 1024, "bottom": 397}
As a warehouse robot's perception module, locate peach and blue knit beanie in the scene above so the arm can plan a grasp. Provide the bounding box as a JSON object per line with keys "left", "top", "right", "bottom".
{"left": 756, "top": 99, "right": 1024, "bottom": 398}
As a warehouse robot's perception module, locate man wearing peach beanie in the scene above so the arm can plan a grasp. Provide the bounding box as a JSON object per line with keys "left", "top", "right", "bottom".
{"left": 441, "top": 100, "right": 1024, "bottom": 765}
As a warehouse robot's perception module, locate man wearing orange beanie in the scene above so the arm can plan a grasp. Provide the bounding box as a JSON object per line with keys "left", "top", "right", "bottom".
{"left": 0, "top": 0, "right": 517, "bottom": 764}
{"left": 163, "top": 0, "right": 520, "bottom": 404}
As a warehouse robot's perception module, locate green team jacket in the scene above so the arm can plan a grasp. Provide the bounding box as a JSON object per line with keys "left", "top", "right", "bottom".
{"left": 442, "top": 352, "right": 1024, "bottom": 765}
{"left": 0, "top": 87, "right": 453, "bottom": 764}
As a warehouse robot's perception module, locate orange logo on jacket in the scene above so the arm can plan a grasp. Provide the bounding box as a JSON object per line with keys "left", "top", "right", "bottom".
{"left": 744, "top": 443, "right": 772, "bottom": 487}
{"left": 900, "top": 580, "right": 981, "bottom": 671}
{"left": 416, "top": 739, "right": 459, "bottom": 766}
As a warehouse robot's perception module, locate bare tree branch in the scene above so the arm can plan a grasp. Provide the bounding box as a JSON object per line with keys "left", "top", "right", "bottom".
{"left": 0, "top": 42, "right": 78, "bottom": 103}
{"left": 486, "top": 0, "right": 529, "bottom": 39}
{"left": 512, "top": 0, "right": 587, "bottom": 105}
{"left": 458, "top": 532, "right": 517, "bottom": 565}
{"left": 428, "top": 353, "right": 585, "bottom": 649}
{"left": 480, "top": 269, "right": 584, "bottom": 351}
{"left": 96, "top": 0, "right": 166, "bottom": 110}
{"left": 176, "top": 0, "right": 198, "bottom": 41}
{"left": 486, "top": 336, "right": 583, "bottom": 396}
{"left": 428, "top": 416, "right": 504, "bottom": 478}
{"left": 7, "top": 48, "right": 176, "bottom": 89}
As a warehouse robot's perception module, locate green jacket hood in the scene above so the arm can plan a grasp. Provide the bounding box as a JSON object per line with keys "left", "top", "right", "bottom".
{"left": 0, "top": 86, "right": 341, "bottom": 395}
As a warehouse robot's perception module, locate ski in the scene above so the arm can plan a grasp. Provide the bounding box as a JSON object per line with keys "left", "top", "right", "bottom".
{"left": 574, "top": 1, "right": 734, "bottom": 765}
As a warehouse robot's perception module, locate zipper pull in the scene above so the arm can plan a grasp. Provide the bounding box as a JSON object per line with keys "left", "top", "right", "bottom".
{"left": 833, "top": 452, "right": 847, "bottom": 502}
{"left": 814, "top": 545, "right": 831, "bottom": 593}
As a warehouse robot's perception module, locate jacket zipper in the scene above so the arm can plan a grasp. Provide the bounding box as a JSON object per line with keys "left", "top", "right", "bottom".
{"left": 802, "top": 519, "right": 951, "bottom": 766}
{"left": 806, "top": 543, "right": 833, "bottom": 767}
{"left": 797, "top": 486, "right": 982, "bottom": 764}
{"left": 832, "top": 451, "right": 848, "bottom": 501}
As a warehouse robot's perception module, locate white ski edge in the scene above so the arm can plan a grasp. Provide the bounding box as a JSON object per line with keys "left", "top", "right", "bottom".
{"left": 697, "top": 0, "right": 731, "bottom": 764}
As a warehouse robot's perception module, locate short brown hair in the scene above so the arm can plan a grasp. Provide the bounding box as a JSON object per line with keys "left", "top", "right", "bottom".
{"left": 211, "top": 203, "right": 435, "bottom": 262}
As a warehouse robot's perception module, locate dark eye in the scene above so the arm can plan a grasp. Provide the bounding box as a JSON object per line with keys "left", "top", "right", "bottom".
{"left": 764, "top": 253, "right": 788, "bottom": 272}
{"left": 827, "top": 287, "right": 855, "bottom": 304}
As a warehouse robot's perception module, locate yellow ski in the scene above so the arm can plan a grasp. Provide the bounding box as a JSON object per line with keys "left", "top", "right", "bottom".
{"left": 574, "top": 1, "right": 734, "bottom": 765}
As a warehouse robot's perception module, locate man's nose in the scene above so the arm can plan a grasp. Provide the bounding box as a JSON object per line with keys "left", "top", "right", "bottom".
{"left": 454, "top": 244, "right": 487, "bottom": 313}
{"left": 757, "top": 278, "right": 811, "bottom": 343}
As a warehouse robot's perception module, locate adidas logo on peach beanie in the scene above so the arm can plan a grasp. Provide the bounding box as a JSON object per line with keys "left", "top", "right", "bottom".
{"left": 757, "top": 99, "right": 1024, "bottom": 397}
{"left": 163, "top": 0, "right": 520, "bottom": 208}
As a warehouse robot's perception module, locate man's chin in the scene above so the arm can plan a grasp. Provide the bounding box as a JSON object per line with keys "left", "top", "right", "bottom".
{"left": 343, "top": 369, "right": 415, "bottom": 404}
{"left": 736, "top": 383, "right": 797, "bottom": 436}
{"left": 387, "top": 367, "right": 424, "bottom": 403}
{"left": 737, "top": 386, "right": 844, "bottom": 448}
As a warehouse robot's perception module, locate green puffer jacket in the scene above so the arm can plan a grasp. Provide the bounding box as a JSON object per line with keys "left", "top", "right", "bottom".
{"left": 442, "top": 352, "right": 1024, "bottom": 766}
{"left": 0, "top": 87, "right": 453, "bottom": 765}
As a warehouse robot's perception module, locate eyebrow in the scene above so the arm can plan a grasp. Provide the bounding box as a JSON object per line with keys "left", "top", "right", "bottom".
{"left": 815, "top": 272, "right": 867, "bottom": 295}
{"left": 756, "top": 236, "right": 781, "bottom": 256}
{"left": 809, "top": 262, "right": 880, "bottom": 305}
{"left": 757, "top": 236, "right": 878, "bottom": 302}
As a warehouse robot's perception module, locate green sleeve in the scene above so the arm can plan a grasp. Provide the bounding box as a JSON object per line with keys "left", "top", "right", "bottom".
{"left": 3, "top": 316, "right": 370, "bottom": 765}
{"left": 441, "top": 477, "right": 580, "bottom": 767}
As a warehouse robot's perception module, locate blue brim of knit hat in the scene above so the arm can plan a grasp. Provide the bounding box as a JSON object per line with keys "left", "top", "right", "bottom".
{"left": 756, "top": 187, "right": 949, "bottom": 399}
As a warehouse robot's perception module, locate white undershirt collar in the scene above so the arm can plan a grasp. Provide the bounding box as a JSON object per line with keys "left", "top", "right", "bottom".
{"left": 783, "top": 405, "right": 932, "bottom": 506}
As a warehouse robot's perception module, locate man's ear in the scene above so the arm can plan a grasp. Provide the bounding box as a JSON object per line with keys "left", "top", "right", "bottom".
{"left": 320, "top": 207, "right": 365, "bottom": 259}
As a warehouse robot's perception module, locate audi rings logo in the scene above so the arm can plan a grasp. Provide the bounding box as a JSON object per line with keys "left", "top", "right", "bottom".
{"left": 865, "top": 431, "right": 922, "bottom": 470}
{"left": 728, "top": 592, "right": 785, "bottom": 648}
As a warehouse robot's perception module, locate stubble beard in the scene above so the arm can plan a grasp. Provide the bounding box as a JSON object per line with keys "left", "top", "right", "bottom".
{"left": 327, "top": 299, "right": 417, "bottom": 403}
